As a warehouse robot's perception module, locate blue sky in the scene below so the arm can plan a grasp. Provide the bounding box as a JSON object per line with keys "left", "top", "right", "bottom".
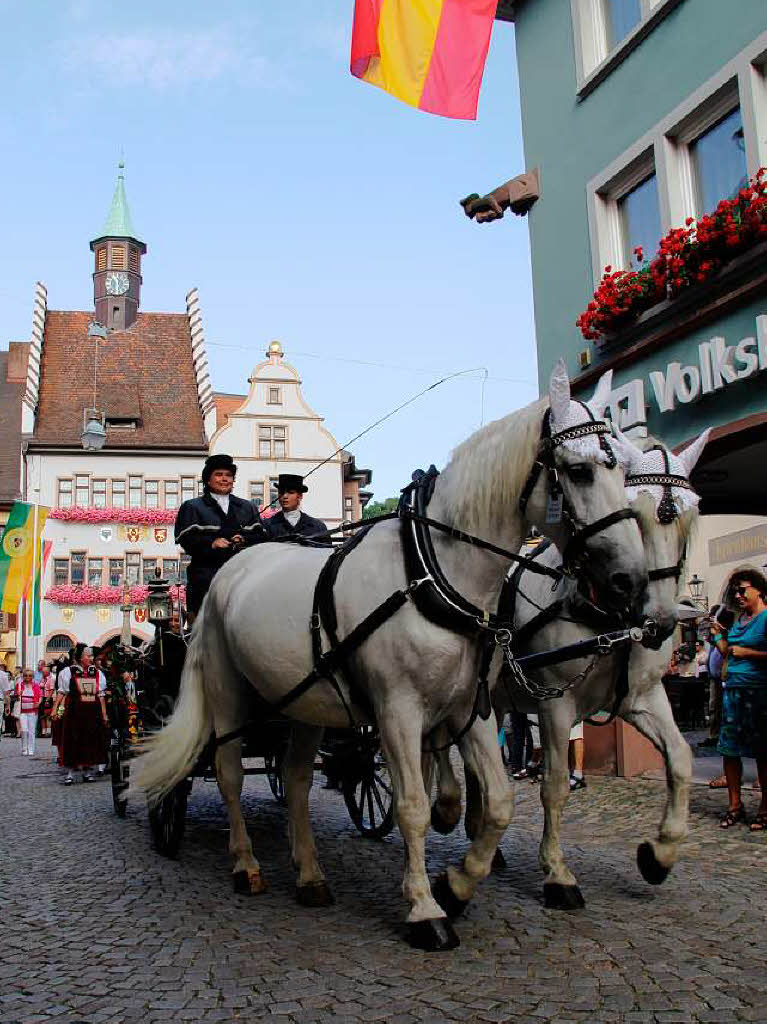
{"left": 0, "top": 0, "right": 537, "bottom": 500}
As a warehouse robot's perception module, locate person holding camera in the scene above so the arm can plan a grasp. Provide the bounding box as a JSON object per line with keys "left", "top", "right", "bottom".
{"left": 174, "top": 454, "right": 268, "bottom": 620}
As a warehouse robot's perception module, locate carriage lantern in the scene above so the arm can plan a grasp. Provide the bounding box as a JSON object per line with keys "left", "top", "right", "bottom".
{"left": 147, "top": 574, "right": 173, "bottom": 625}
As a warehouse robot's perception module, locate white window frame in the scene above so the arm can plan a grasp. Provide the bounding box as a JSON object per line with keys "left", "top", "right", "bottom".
{"left": 571, "top": 0, "right": 678, "bottom": 92}
{"left": 586, "top": 33, "right": 767, "bottom": 287}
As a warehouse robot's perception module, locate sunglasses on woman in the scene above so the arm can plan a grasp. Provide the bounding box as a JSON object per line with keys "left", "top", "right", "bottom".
{"left": 734, "top": 585, "right": 753, "bottom": 597}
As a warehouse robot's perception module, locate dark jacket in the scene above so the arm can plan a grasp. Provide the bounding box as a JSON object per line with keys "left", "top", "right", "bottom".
{"left": 266, "top": 510, "right": 332, "bottom": 546}
{"left": 175, "top": 492, "right": 267, "bottom": 611}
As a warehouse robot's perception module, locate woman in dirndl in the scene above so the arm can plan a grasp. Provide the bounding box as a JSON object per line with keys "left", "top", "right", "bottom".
{"left": 717, "top": 569, "right": 767, "bottom": 831}
{"left": 55, "top": 648, "right": 108, "bottom": 784}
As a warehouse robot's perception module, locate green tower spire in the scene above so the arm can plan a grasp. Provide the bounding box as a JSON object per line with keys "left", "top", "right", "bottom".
{"left": 99, "top": 160, "right": 142, "bottom": 241}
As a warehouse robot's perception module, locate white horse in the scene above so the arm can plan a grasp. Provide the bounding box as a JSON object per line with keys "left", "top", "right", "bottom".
{"left": 431, "top": 428, "right": 710, "bottom": 913}
{"left": 133, "top": 360, "right": 648, "bottom": 951}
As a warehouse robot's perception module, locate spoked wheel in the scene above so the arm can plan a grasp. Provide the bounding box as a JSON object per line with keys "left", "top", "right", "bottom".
{"left": 264, "top": 753, "right": 286, "bottom": 805}
{"left": 343, "top": 748, "right": 395, "bottom": 840}
{"left": 110, "top": 733, "right": 129, "bottom": 818}
{"left": 148, "top": 780, "right": 190, "bottom": 858}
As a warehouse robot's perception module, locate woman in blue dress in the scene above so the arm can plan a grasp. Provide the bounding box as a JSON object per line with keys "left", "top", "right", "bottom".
{"left": 717, "top": 569, "right": 767, "bottom": 830}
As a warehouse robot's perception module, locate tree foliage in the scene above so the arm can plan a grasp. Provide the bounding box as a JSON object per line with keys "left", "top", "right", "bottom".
{"left": 362, "top": 497, "right": 399, "bottom": 520}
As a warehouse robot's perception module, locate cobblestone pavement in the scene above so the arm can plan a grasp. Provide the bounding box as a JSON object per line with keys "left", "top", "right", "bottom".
{"left": 1, "top": 737, "right": 766, "bottom": 1024}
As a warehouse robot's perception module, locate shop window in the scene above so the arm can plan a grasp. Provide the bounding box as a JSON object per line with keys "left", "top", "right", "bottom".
{"left": 70, "top": 552, "right": 86, "bottom": 586}
{"left": 125, "top": 552, "right": 141, "bottom": 584}
{"left": 92, "top": 479, "right": 107, "bottom": 508}
{"left": 87, "top": 558, "right": 103, "bottom": 587}
{"left": 57, "top": 480, "right": 73, "bottom": 508}
{"left": 164, "top": 480, "right": 179, "bottom": 509}
{"left": 53, "top": 559, "right": 69, "bottom": 586}
{"left": 691, "top": 106, "right": 748, "bottom": 216}
{"left": 128, "top": 476, "right": 142, "bottom": 508}
{"left": 144, "top": 480, "right": 159, "bottom": 509}
{"left": 109, "top": 558, "right": 124, "bottom": 587}
{"left": 112, "top": 480, "right": 126, "bottom": 508}
{"left": 75, "top": 475, "right": 89, "bottom": 507}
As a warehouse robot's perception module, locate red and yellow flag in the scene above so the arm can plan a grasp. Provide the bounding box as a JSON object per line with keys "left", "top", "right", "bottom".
{"left": 350, "top": 0, "right": 496, "bottom": 120}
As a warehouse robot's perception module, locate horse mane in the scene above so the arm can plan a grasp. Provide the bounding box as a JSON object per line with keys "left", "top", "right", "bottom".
{"left": 436, "top": 397, "right": 547, "bottom": 533}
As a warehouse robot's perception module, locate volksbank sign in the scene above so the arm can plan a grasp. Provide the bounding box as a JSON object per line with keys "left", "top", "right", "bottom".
{"left": 602, "top": 314, "right": 767, "bottom": 431}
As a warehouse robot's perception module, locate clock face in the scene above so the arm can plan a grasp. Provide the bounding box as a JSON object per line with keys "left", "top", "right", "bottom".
{"left": 105, "top": 271, "right": 129, "bottom": 295}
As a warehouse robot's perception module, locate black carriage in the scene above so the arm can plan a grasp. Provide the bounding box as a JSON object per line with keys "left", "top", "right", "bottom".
{"left": 107, "top": 588, "right": 394, "bottom": 856}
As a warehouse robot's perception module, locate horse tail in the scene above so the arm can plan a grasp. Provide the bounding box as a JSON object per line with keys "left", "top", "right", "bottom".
{"left": 132, "top": 600, "right": 212, "bottom": 803}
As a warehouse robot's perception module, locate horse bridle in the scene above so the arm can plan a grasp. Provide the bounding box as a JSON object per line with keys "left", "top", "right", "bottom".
{"left": 519, "top": 403, "right": 638, "bottom": 576}
{"left": 624, "top": 444, "right": 693, "bottom": 584}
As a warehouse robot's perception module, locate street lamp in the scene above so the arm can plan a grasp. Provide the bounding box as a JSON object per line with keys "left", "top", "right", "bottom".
{"left": 81, "top": 321, "right": 108, "bottom": 451}
{"left": 688, "top": 573, "right": 708, "bottom": 611}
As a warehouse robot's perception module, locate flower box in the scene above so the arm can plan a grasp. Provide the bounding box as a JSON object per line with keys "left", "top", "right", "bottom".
{"left": 50, "top": 507, "right": 177, "bottom": 525}
{"left": 45, "top": 584, "right": 186, "bottom": 605}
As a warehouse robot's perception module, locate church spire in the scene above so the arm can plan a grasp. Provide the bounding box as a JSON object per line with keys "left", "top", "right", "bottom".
{"left": 90, "top": 162, "right": 147, "bottom": 331}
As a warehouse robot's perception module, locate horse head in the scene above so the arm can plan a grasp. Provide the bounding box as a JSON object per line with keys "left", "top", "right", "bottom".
{"left": 613, "top": 427, "right": 711, "bottom": 643}
{"left": 523, "top": 360, "right": 647, "bottom": 622}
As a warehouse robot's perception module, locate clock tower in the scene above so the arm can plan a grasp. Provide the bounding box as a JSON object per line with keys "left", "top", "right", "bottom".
{"left": 90, "top": 162, "right": 147, "bottom": 331}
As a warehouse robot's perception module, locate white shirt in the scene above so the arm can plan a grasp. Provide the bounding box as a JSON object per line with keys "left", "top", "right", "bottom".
{"left": 284, "top": 509, "right": 301, "bottom": 527}
{"left": 57, "top": 666, "right": 106, "bottom": 695}
{"left": 211, "top": 492, "right": 230, "bottom": 515}
{"left": 0, "top": 669, "right": 10, "bottom": 695}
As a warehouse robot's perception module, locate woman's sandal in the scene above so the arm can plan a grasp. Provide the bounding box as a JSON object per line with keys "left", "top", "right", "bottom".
{"left": 708, "top": 773, "right": 728, "bottom": 789}
{"left": 720, "top": 806, "right": 747, "bottom": 829}
{"left": 749, "top": 812, "right": 767, "bottom": 833}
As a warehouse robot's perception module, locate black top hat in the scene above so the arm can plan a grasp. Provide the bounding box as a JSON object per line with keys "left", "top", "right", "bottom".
{"left": 202, "top": 454, "right": 237, "bottom": 485}
{"left": 277, "top": 473, "right": 308, "bottom": 494}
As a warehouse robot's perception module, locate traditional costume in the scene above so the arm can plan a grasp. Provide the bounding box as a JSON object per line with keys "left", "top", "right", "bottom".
{"left": 16, "top": 680, "right": 42, "bottom": 755}
{"left": 174, "top": 454, "right": 267, "bottom": 614}
{"left": 58, "top": 664, "right": 108, "bottom": 776}
{"left": 265, "top": 474, "right": 331, "bottom": 546}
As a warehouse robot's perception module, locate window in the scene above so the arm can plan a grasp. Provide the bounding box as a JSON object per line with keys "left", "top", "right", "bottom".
{"left": 75, "top": 475, "right": 89, "bottom": 507}
{"left": 691, "top": 107, "right": 748, "bottom": 216}
{"left": 142, "top": 557, "right": 158, "bottom": 584}
{"left": 179, "top": 554, "right": 191, "bottom": 583}
{"left": 344, "top": 496, "right": 354, "bottom": 512}
{"left": 71, "top": 552, "right": 86, "bottom": 586}
{"left": 604, "top": 0, "right": 641, "bottom": 49}
{"left": 87, "top": 558, "right": 103, "bottom": 587}
{"left": 109, "top": 558, "right": 124, "bottom": 587}
{"left": 53, "top": 559, "right": 69, "bottom": 586}
{"left": 111, "top": 245, "right": 126, "bottom": 269}
{"left": 617, "top": 172, "right": 662, "bottom": 269}
{"left": 181, "top": 477, "right": 195, "bottom": 503}
{"left": 96, "top": 248, "right": 107, "bottom": 272}
{"left": 92, "top": 479, "right": 107, "bottom": 508}
{"left": 57, "top": 480, "right": 73, "bottom": 508}
{"left": 258, "top": 425, "right": 286, "bottom": 459}
{"left": 129, "top": 476, "right": 142, "bottom": 508}
{"left": 47, "top": 633, "right": 73, "bottom": 653}
{"left": 112, "top": 479, "right": 126, "bottom": 508}
{"left": 197, "top": 481, "right": 204, "bottom": 496}
{"left": 269, "top": 477, "right": 279, "bottom": 505}
{"left": 164, "top": 480, "right": 179, "bottom": 510}
{"left": 144, "top": 480, "right": 159, "bottom": 509}
{"left": 163, "top": 558, "right": 179, "bottom": 583}
{"left": 126, "top": 552, "right": 141, "bottom": 584}
{"left": 249, "top": 481, "right": 265, "bottom": 506}
{"left": 267, "top": 387, "right": 282, "bottom": 405}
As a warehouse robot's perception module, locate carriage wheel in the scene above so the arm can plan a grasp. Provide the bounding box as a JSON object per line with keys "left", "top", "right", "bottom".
{"left": 148, "top": 781, "right": 190, "bottom": 857}
{"left": 111, "top": 735, "right": 129, "bottom": 818}
{"left": 343, "top": 752, "right": 395, "bottom": 840}
{"left": 264, "top": 753, "right": 286, "bottom": 805}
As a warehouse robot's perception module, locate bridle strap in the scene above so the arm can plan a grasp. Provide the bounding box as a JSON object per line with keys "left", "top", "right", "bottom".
{"left": 562, "top": 507, "right": 640, "bottom": 571}
{"left": 648, "top": 564, "right": 683, "bottom": 582}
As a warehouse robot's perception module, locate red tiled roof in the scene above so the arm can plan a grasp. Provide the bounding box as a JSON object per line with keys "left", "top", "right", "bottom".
{"left": 0, "top": 345, "right": 26, "bottom": 504}
{"left": 213, "top": 392, "right": 246, "bottom": 429}
{"left": 33, "top": 311, "right": 207, "bottom": 449}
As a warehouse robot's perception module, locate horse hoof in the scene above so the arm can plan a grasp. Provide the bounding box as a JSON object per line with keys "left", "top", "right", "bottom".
{"left": 432, "top": 873, "right": 470, "bottom": 919}
{"left": 233, "top": 869, "right": 267, "bottom": 895}
{"left": 543, "top": 882, "right": 585, "bottom": 911}
{"left": 296, "top": 881, "right": 335, "bottom": 907}
{"left": 430, "top": 803, "right": 460, "bottom": 835}
{"left": 637, "top": 842, "right": 670, "bottom": 885}
{"left": 491, "top": 848, "right": 507, "bottom": 873}
{"left": 407, "top": 917, "right": 460, "bottom": 951}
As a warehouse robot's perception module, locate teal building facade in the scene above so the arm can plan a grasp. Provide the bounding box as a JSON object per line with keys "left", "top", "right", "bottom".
{"left": 501, "top": 0, "right": 767, "bottom": 512}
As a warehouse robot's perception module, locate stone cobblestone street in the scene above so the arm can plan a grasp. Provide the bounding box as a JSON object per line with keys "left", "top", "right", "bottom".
{"left": 1, "top": 737, "right": 766, "bottom": 1024}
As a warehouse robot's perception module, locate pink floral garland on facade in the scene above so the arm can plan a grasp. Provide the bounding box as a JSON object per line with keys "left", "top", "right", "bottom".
{"left": 50, "top": 507, "right": 177, "bottom": 524}
{"left": 45, "top": 584, "right": 186, "bottom": 605}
